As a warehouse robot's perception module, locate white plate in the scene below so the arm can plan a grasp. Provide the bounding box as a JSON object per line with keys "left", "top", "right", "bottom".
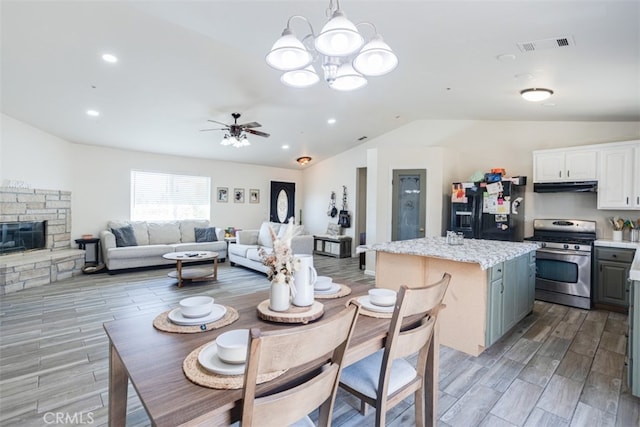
{"left": 357, "top": 296, "right": 395, "bottom": 313}
{"left": 168, "top": 304, "right": 226, "bottom": 326}
{"left": 315, "top": 283, "right": 341, "bottom": 295}
{"left": 198, "top": 341, "right": 245, "bottom": 376}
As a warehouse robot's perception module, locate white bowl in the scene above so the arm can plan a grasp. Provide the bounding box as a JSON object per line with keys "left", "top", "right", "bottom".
{"left": 368, "top": 288, "right": 397, "bottom": 307}
{"left": 216, "top": 329, "right": 249, "bottom": 365}
{"left": 314, "top": 276, "right": 333, "bottom": 291}
{"left": 179, "top": 296, "right": 214, "bottom": 318}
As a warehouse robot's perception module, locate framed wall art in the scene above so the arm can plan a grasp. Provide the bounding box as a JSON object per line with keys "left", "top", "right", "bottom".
{"left": 217, "top": 187, "right": 228, "bottom": 203}
{"left": 249, "top": 189, "right": 260, "bottom": 204}
{"left": 234, "top": 188, "right": 245, "bottom": 203}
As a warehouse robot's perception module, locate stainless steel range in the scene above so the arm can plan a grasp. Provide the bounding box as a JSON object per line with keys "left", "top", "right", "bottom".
{"left": 525, "top": 219, "right": 597, "bottom": 309}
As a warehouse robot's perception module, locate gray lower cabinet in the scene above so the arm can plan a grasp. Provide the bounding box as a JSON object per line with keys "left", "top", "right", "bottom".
{"left": 486, "top": 252, "right": 535, "bottom": 347}
{"left": 630, "top": 280, "right": 639, "bottom": 397}
{"left": 594, "top": 247, "right": 634, "bottom": 308}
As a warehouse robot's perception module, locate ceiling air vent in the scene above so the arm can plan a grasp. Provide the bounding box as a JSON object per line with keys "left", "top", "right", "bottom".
{"left": 517, "top": 35, "right": 575, "bottom": 52}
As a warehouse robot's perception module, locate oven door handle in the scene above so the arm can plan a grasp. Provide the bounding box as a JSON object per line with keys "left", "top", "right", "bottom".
{"left": 536, "top": 248, "right": 591, "bottom": 257}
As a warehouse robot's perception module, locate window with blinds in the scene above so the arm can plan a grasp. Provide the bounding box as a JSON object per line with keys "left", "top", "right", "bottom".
{"left": 131, "top": 170, "right": 210, "bottom": 221}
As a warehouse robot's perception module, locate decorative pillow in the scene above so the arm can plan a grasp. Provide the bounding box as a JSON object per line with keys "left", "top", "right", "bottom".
{"left": 111, "top": 225, "right": 138, "bottom": 247}
{"left": 108, "top": 220, "right": 149, "bottom": 245}
{"left": 195, "top": 227, "right": 218, "bottom": 242}
{"left": 258, "top": 222, "right": 277, "bottom": 248}
{"left": 180, "top": 220, "right": 209, "bottom": 242}
{"left": 326, "top": 223, "right": 341, "bottom": 236}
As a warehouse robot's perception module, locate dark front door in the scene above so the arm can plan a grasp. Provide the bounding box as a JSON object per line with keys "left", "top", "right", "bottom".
{"left": 270, "top": 181, "right": 295, "bottom": 223}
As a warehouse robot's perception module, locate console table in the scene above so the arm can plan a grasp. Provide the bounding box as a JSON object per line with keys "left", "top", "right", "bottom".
{"left": 313, "top": 235, "right": 352, "bottom": 258}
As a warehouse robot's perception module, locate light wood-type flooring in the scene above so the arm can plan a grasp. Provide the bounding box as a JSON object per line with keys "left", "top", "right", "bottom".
{"left": 1, "top": 256, "right": 639, "bottom": 426}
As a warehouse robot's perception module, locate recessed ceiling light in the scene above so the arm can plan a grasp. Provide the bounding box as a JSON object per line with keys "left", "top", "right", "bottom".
{"left": 86, "top": 110, "right": 100, "bottom": 117}
{"left": 102, "top": 53, "right": 118, "bottom": 63}
{"left": 281, "top": 145, "right": 290, "bottom": 149}
{"left": 514, "top": 73, "right": 534, "bottom": 80}
{"left": 496, "top": 53, "right": 516, "bottom": 61}
{"left": 327, "top": 118, "right": 336, "bottom": 125}
{"left": 520, "top": 88, "right": 554, "bottom": 102}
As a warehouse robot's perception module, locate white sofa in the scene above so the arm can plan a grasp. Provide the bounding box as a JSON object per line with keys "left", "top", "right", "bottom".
{"left": 100, "top": 220, "right": 227, "bottom": 272}
{"left": 228, "top": 222, "right": 313, "bottom": 274}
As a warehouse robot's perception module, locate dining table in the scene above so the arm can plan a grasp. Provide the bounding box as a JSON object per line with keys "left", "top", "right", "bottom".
{"left": 104, "top": 281, "right": 441, "bottom": 426}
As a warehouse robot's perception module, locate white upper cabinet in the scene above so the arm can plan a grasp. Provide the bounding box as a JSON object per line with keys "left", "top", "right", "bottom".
{"left": 533, "top": 148, "right": 598, "bottom": 182}
{"left": 597, "top": 141, "right": 640, "bottom": 209}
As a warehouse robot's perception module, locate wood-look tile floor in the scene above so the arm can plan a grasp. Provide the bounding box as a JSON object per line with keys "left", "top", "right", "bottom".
{"left": 1, "top": 257, "right": 638, "bottom": 426}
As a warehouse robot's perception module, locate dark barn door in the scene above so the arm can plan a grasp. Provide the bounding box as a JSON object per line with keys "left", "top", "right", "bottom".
{"left": 270, "top": 181, "right": 295, "bottom": 223}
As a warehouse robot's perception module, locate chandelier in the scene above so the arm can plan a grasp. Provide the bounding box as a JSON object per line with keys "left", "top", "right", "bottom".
{"left": 266, "top": 0, "right": 398, "bottom": 91}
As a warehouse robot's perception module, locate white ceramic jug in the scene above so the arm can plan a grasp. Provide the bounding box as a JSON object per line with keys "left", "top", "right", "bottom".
{"left": 292, "top": 254, "right": 317, "bottom": 307}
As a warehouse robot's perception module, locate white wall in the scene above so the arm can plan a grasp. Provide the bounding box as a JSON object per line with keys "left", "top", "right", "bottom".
{"left": 1, "top": 113, "right": 74, "bottom": 190}
{"left": 1, "top": 114, "right": 303, "bottom": 238}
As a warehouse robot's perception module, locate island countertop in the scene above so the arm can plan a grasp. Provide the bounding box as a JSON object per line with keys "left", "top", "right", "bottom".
{"left": 371, "top": 236, "right": 539, "bottom": 270}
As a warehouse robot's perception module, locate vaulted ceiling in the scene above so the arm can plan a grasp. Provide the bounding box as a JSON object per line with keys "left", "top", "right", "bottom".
{"left": 2, "top": 1, "right": 639, "bottom": 169}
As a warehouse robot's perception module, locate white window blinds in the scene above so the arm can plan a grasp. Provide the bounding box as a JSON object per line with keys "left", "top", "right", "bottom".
{"left": 131, "top": 170, "right": 210, "bottom": 220}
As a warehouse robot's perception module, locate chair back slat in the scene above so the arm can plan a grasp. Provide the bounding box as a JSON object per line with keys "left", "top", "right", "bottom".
{"left": 255, "top": 308, "right": 356, "bottom": 372}
{"left": 393, "top": 316, "right": 435, "bottom": 359}
{"left": 250, "top": 364, "right": 339, "bottom": 425}
{"left": 400, "top": 278, "right": 449, "bottom": 317}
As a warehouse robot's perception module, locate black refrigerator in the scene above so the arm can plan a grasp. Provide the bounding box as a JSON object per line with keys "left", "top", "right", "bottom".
{"left": 450, "top": 180, "right": 525, "bottom": 242}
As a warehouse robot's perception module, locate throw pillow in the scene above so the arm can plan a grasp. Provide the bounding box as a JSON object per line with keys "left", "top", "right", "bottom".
{"left": 111, "top": 225, "right": 138, "bottom": 247}
{"left": 194, "top": 227, "right": 218, "bottom": 242}
{"left": 326, "top": 223, "right": 341, "bottom": 236}
{"left": 258, "top": 222, "right": 276, "bottom": 248}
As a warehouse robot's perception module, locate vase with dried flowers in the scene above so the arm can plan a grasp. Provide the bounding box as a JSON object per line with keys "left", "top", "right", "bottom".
{"left": 260, "top": 219, "right": 301, "bottom": 312}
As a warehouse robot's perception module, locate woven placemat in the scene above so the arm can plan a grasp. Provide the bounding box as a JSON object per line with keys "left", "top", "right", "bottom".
{"left": 183, "top": 343, "right": 286, "bottom": 389}
{"left": 346, "top": 297, "right": 393, "bottom": 319}
{"left": 314, "top": 283, "right": 352, "bottom": 299}
{"left": 153, "top": 306, "right": 239, "bottom": 333}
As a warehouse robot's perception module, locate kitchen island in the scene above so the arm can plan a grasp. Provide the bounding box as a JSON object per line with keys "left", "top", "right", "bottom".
{"left": 372, "top": 237, "right": 539, "bottom": 356}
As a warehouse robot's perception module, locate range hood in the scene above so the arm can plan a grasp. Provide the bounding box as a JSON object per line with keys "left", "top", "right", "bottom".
{"left": 533, "top": 181, "right": 598, "bottom": 193}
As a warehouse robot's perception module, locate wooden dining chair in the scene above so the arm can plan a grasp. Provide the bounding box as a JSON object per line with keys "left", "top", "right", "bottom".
{"left": 240, "top": 302, "right": 360, "bottom": 427}
{"left": 338, "top": 273, "right": 452, "bottom": 427}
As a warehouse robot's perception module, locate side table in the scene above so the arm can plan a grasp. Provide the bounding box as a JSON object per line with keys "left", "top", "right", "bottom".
{"left": 75, "top": 237, "right": 104, "bottom": 274}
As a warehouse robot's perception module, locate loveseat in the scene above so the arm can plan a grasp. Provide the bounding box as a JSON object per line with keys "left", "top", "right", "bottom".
{"left": 100, "top": 220, "right": 227, "bottom": 272}
{"left": 228, "top": 221, "right": 313, "bottom": 274}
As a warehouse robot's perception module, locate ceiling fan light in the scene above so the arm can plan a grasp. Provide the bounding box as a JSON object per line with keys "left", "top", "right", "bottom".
{"left": 353, "top": 35, "right": 398, "bottom": 76}
{"left": 220, "top": 135, "right": 233, "bottom": 146}
{"left": 520, "top": 88, "right": 554, "bottom": 102}
{"left": 281, "top": 65, "right": 320, "bottom": 88}
{"left": 314, "top": 10, "right": 364, "bottom": 57}
{"left": 330, "top": 63, "right": 367, "bottom": 91}
{"left": 266, "top": 29, "right": 313, "bottom": 71}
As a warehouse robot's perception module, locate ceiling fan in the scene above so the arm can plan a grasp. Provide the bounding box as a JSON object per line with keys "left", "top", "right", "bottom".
{"left": 201, "top": 112, "right": 270, "bottom": 147}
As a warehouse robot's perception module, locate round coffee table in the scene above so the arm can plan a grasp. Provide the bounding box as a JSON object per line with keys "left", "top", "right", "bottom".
{"left": 162, "top": 251, "right": 219, "bottom": 288}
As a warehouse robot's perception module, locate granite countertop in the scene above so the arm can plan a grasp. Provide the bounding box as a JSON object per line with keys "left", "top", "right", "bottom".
{"left": 371, "top": 237, "right": 539, "bottom": 270}
{"left": 595, "top": 239, "right": 640, "bottom": 281}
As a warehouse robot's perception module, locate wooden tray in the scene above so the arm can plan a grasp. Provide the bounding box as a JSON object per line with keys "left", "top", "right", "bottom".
{"left": 256, "top": 300, "right": 324, "bottom": 324}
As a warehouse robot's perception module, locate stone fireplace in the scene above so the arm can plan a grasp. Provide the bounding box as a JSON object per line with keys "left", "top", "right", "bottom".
{"left": 0, "top": 187, "right": 84, "bottom": 294}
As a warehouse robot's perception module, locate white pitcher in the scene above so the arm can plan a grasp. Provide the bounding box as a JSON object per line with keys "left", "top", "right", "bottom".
{"left": 292, "top": 254, "right": 317, "bottom": 307}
